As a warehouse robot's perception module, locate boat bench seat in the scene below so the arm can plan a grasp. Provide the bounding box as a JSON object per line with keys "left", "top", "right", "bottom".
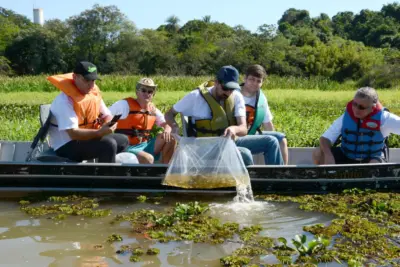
{"left": 34, "top": 147, "right": 76, "bottom": 163}
{"left": 0, "top": 141, "right": 77, "bottom": 163}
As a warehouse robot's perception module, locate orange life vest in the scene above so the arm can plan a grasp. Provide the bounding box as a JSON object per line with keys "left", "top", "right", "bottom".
{"left": 245, "top": 105, "right": 256, "bottom": 128}
{"left": 47, "top": 73, "right": 102, "bottom": 129}
{"left": 115, "top": 98, "right": 157, "bottom": 145}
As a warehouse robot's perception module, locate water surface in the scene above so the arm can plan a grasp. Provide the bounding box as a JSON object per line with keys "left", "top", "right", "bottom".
{"left": 0, "top": 193, "right": 336, "bottom": 267}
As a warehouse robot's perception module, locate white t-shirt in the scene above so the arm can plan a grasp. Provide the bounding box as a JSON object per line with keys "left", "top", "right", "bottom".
{"left": 48, "top": 93, "right": 112, "bottom": 151}
{"left": 243, "top": 94, "right": 273, "bottom": 123}
{"left": 108, "top": 99, "right": 166, "bottom": 127}
{"left": 173, "top": 87, "right": 246, "bottom": 124}
{"left": 322, "top": 110, "right": 400, "bottom": 143}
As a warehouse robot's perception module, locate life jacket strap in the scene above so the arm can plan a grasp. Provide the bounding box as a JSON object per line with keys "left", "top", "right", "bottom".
{"left": 344, "top": 128, "right": 375, "bottom": 137}
{"left": 128, "top": 110, "right": 156, "bottom": 116}
{"left": 342, "top": 137, "right": 384, "bottom": 146}
{"left": 194, "top": 126, "right": 225, "bottom": 136}
{"left": 115, "top": 129, "right": 151, "bottom": 137}
{"left": 342, "top": 146, "right": 384, "bottom": 155}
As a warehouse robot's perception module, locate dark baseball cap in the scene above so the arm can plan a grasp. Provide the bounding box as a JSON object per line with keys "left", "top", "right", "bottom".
{"left": 216, "top": 65, "right": 240, "bottom": 90}
{"left": 73, "top": 61, "right": 100, "bottom": 81}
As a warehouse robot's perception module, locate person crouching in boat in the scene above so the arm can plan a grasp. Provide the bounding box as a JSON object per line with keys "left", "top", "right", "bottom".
{"left": 109, "top": 78, "right": 177, "bottom": 164}
{"left": 164, "top": 65, "right": 284, "bottom": 166}
{"left": 47, "top": 61, "right": 129, "bottom": 163}
{"left": 240, "top": 64, "right": 289, "bottom": 165}
{"left": 313, "top": 87, "right": 400, "bottom": 165}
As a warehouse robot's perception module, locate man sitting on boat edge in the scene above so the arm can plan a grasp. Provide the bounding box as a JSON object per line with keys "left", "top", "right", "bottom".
{"left": 47, "top": 61, "right": 129, "bottom": 163}
{"left": 109, "top": 78, "right": 177, "bottom": 164}
{"left": 313, "top": 87, "right": 400, "bottom": 165}
{"left": 164, "top": 65, "right": 284, "bottom": 166}
{"left": 239, "top": 64, "right": 289, "bottom": 165}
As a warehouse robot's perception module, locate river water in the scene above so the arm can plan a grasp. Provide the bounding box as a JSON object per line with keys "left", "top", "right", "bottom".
{"left": 0, "top": 192, "right": 336, "bottom": 267}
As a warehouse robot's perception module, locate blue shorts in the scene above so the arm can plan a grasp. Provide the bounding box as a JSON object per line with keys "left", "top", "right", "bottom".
{"left": 126, "top": 138, "right": 160, "bottom": 161}
{"left": 259, "top": 131, "right": 286, "bottom": 142}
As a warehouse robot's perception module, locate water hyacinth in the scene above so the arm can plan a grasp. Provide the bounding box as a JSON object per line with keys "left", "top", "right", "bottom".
{"left": 16, "top": 191, "right": 400, "bottom": 266}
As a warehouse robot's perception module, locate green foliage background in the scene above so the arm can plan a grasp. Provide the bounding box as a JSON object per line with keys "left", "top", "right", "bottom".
{"left": 1, "top": 4, "right": 400, "bottom": 88}
{"left": 2, "top": 87, "right": 400, "bottom": 147}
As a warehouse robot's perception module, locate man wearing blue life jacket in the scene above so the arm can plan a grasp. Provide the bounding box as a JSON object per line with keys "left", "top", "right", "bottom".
{"left": 165, "top": 65, "right": 284, "bottom": 166}
{"left": 239, "top": 64, "right": 289, "bottom": 164}
{"left": 313, "top": 87, "right": 400, "bottom": 165}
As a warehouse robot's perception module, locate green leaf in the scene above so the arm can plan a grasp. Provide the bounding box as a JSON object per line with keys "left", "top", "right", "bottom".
{"left": 292, "top": 240, "right": 302, "bottom": 249}
{"left": 278, "top": 237, "right": 287, "bottom": 246}
{"left": 294, "top": 235, "right": 302, "bottom": 243}
{"left": 301, "top": 234, "right": 307, "bottom": 244}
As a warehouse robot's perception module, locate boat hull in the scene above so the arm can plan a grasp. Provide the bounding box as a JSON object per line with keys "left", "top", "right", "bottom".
{"left": 0, "top": 162, "right": 400, "bottom": 194}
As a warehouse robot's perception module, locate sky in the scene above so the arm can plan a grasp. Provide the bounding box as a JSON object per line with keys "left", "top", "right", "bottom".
{"left": 0, "top": 0, "right": 395, "bottom": 32}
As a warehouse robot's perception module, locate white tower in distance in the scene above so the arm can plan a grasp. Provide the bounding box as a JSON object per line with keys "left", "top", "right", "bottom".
{"left": 33, "top": 8, "right": 44, "bottom": 26}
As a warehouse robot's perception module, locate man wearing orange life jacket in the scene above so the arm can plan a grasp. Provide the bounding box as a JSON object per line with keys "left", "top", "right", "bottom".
{"left": 109, "top": 78, "right": 176, "bottom": 164}
{"left": 48, "top": 61, "right": 129, "bottom": 163}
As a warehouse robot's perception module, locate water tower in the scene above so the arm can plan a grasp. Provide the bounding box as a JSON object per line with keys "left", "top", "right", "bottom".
{"left": 33, "top": 8, "right": 44, "bottom": 26}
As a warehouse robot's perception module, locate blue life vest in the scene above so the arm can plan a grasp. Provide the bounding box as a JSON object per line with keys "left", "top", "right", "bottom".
{"left": 341, "top": 101, "right": 385, "bottom": 160}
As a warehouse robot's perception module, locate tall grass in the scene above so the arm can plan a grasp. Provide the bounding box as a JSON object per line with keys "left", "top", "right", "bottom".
{"left": 0, "top": 74, "right": 369, "bottom": 93}
{"left": 2, "top": 90, "right": 400, "bottom": 147}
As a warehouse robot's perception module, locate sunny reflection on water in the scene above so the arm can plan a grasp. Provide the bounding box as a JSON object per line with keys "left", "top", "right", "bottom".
{"left": 0, "top": 193, "right": 336, "bottom": 267}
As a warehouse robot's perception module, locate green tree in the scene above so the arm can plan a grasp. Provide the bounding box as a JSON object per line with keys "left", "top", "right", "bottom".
{"left": 278, "top": 8, "right": 312, "bottom": 31}
{"left": 0, "top": 7, "right": 33, "bottom": 29}
{"left": 5, "top": 28, "right": 67, "bottom": 75}
{"left": 67, "top": 4, "right": 136, "bottom": 64}
{"left": 202, "top": 15, "right": 212, "bottom": 24}
{"left": 381, "top": 2, "right": 400, "bottom": 22}
{"left": 332, "top": 11, "right": 354, "bottom": 39}
{"left": 0, "top": 56, "right": 12, "bottom": 75}
{"left": 165, "top": 15, "right": 180, "bottom": 34}
{"left": 257, "top": 24, "right": 277, "bottom": 40}
{"left": 0, "top": 16, "right": 20, "bottom": 53}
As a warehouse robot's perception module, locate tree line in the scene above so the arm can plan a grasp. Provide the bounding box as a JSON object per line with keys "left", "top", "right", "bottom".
{"left": 1, "top": 3, "right": 400, "bottom": 88}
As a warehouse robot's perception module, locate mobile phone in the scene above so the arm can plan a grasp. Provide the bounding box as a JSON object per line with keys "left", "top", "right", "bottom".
{"left": 109, "top": 114, "right": 122, "bottom": 127}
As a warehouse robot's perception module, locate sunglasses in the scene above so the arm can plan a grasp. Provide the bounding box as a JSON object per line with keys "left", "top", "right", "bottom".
{"left": 138, "top": 88, "right": 155, "bottom": 94}
{"left": 352, "top": 101, "right": 371, "bottom": 110}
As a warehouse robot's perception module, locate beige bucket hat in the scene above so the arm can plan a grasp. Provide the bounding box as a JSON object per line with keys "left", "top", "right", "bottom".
{"left": 136, "top": 78, "right": 157, "bottom": 89}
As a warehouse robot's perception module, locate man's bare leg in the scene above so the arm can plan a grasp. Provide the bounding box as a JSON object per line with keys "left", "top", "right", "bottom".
{"left": 153, "top": 135, "right": 177, "bottom": 164}
{"left": 312, "top": 147, "right": 324, "bottom": 165}
{"left": 136, "top": 151, "right": 154, "bottom": 164}
{"left": 280, "top": 138, "right": 289, "bottom": 165}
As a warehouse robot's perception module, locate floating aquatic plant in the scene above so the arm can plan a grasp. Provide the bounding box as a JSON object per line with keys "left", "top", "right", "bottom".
{"left": 16, "top": 190, "right": 400, "bottom": 266}
{"left": 220, "top": 255, "right": 251, "bottom": 267}
{"left": 136, "top": 195, "right": 147, "bottom": 203}
{"left": 106, "top": 234, "right": 123, "bottom": 243}
{"left": 129, "top": 255, "right": 141, "bottom": 262}
{"left": 146, "top": 248, "right": 160, "bottom": 255}
{"left": 19, "top": 195, "right": 111, "bottom": 219}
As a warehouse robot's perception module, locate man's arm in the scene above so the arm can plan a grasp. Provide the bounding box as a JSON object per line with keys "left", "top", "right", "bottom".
{"left": 165, "top": 107, "right": 180, "bottom": 134}
{"left": 223, "top": 116, "right": 248, "bottom": 139}
{"left": 160, "top": 122, "right": 172, "bottom": 131}
{"left": 66, "top": 100, "right": 116, "bottom": 140}
{"left": 262, "top": 122, "right": 274, "bottom": 131}
{"left": 52, "top": 95, "right": 115, "bottom": 141}
{"left": 234, "top": 116, "right": 248, "bottom": 136}
{"left": 66, "top": 123, "right": 116, "bottom": 141}
{"left": 100, "top": 100, "right": 113, "bottom": 123}
{"left": 319, "top": 136, "right": 335, "bottom": 164}
{"left": 318, "top": 115, "right": 343, "bottom": 164}
{"left": 320, "top": 136, "right": 333, "bottom": 154}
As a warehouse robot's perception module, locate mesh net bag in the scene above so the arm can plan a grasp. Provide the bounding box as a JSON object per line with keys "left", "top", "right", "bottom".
{"left": 162, "top": 137, "right": 251, "bottom": 189}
